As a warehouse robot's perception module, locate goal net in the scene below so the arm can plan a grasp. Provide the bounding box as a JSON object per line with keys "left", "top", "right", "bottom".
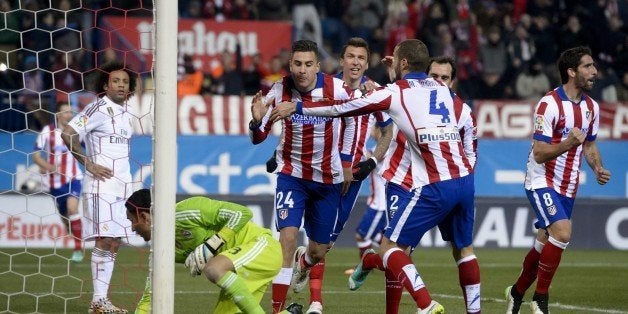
{"left": 0, "top": 1, "right": 157, "bottom": 312}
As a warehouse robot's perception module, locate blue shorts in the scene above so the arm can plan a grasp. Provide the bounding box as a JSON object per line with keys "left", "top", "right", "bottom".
{"left": 385, "top": 182, "right": 414, "bottom": 222}
{"left": 356, "top": 206, "right": 387, "bottom": 241}
{"left": 274, "top": 174, "right": 341, "bottom": 244}
{"left": 385, "top": 174, "right": 475, "bottom": 249}
{"left": 526, "top": 188, "right": 574, "bottom": 229}
{"left": 330, "top": 179, "right": 363, "bottom": 242}
{"left": 50, "top": 180, "right": 82, "bottom": 217}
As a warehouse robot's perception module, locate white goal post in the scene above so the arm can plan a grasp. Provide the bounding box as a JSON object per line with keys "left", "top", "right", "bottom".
{"left": 152, "top": 1, "right": 178, "bottom": 313}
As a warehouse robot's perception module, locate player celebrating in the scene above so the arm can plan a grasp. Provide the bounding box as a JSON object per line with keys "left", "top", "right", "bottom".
{"left": 304, "top": 37, "right": 393, "bottom": 314}
{"left": 249, "top": 39, "right": 356, "bottom": 314}
{"left": 269, "top": 39, "right": 479, "bottom": 314}
{"left": 349, "top": 126, "right": 388, "bottom": 265}
{"left": 505, "top": 46, "right": 611, "bottom": 314}
{"left": 125, "top": 189, "right": 282, "bottom": 314}
{"left": 62, "top": 61, "right": 137, "bottom": 314}
{"left": 346, "top": 55, "right": 481, "bottom": 314}
{"left": 32, "top": 102, "right": 84, "bottom": 262}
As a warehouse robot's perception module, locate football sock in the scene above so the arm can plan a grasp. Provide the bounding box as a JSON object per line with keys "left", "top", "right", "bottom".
{"left": 303, "top": 251, "right": 316, "bottom": 268}
{"left": 385, "top": 269, "right": 402, "bottom": 314}
{"left": 357, "top": 239, "right": 372, "bottom": 257}
{"left": 217, "top": 271, "right": 264, "bottom": 314}
{"left": 514, "top": 239, "right": 544, "bottom": 295}
{"left": 383, "top": 248, "right": 432, "bottom": 309}
{"left": 91, "top": 247, "right": 115, "bottom": 301}
{"left": 271, "top": 267, "right": 292, "bottom": 313}
{"left": 69, "top": 214, "right": 82, "bottom": 250}
{"left": 363, "top": 251, "right": 384, "bottom": 271}
{"left": 536, "top": 236, "right": 568, "bottom": 295}
{"left": 309, "top": 259, "right": 325, "bottom": 304}
{"left": 457, "top": 254, "right": 481, "bottom": 313}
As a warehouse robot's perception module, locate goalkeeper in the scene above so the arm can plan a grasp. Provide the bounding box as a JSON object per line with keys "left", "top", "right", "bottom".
{"left": 125, "top": 189, "right": 282, "bottom": 314}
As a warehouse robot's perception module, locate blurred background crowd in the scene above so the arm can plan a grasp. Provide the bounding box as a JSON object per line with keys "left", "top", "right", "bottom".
{"left": 1, "top": 0, "right": 627, "bottom": 132}
{"left": 177, "top": 0, "right": 628, "bottom": 104}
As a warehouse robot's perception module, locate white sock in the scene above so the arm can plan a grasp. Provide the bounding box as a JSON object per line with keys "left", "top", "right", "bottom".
{"left": 272, "top": 267, "right": 292, "bottom": 285}
{"left": 464, "top": 283, "right": 481, "bottom": 313}
{"left": 91, "top": 247, "right": 116, "bottom": 301}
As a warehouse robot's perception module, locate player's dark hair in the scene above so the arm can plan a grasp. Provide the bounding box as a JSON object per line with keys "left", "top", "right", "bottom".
{"left": 292, "top": 39, "right": 319, "bottom": 61}
{"left": 340, "top": 37, "right": 370, "bottom": 59}
{"left": 97, "top": 61, "right": 138, "bottom": 95}
{"left": 427, "top": 56, "right": 457, "bottom": 81}
{"left": 125, "top": 188, "right": 152, "bottom": 216}
{"left": 396, "top": 39, "right": 430, "bottom": 73}
{"left": 557, "top": 46, "right": 592, "bottom": 84}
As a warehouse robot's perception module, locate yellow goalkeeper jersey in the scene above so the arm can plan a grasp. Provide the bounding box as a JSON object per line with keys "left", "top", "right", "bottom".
{"left": 173, "top": 196, "right": 271, "bottom": 264}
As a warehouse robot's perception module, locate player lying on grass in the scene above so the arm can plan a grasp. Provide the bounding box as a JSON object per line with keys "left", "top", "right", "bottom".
{"left": 125, "top": 189, "right": 282, "bottom": 314}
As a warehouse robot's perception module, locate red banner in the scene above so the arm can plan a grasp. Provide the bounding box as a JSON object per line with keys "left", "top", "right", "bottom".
{"left": 103, "top": 17, "right": 292, "bottom": 72}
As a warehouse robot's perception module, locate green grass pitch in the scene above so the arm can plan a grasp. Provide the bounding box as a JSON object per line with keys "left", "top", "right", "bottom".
{"left": 1, "top": 247, "right": 627, "bottom": 313}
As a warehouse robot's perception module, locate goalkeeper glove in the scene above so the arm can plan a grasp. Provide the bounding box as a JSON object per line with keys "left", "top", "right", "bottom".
{"left": 184, "top": 234, "right": 225, "bottom": 277}
{"left": 266, "top": 154, "right": 278, "bottom": 173}
{"left": 353, "top": 157, "right": 377, "bottom": 181}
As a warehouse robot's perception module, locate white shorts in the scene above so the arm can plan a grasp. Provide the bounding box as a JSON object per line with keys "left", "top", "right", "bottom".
{"left": 82, "top": 193, "right": 131, "bottom": 241}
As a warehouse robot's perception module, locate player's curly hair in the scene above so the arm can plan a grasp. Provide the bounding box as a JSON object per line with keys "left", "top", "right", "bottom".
{"left": 558, "top": 46, "right": 592, "bottom": 84}
{"left": 96, "top": 61, "right": 138, "bottom": 96}
{"left": 125, "top": 188, "right": 151, "bottom": 216}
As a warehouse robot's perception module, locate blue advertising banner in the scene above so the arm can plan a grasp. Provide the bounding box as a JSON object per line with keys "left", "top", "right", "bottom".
{"left": 1, "top": 134, "right": 626, "bottom": 198}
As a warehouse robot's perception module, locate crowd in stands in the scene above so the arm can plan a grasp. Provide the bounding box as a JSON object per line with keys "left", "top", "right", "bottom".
{"left": 1, "top": 0, "right": 627, "bottom": 132}
{"left": 176, "top": 0, "right": 628, "bottom": 104}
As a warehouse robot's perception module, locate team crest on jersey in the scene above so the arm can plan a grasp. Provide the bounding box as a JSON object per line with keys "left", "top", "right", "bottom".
{"left": 547, "top": 204, "right": 557, "bottom": 216}
{"left": 180, "top": 229, "right": 193, "bottom": 239}
{"left": 534, "top": 115, "right": 544, "bottom": 132}
{"left": 101, "top": 223, "right": 109, "bottom": 232}
{"left": 278, "top": 209, "right": 288, "bottom": 220}
{"left": 75, "top": 115, "right": 88, "bottom": 127}
{"left": 585, "top": 110, "right": 593, "bottom": 122}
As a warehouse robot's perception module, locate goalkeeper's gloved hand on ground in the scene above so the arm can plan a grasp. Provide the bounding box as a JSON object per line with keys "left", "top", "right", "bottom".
{"left": 184, "top": 234, "right": 225, "bottom": 277}
{"left": 266, "top": 154, "right": 278, "bottom": 173}
{"left": 353, "top": 157, "right": 377, "bottom": 181}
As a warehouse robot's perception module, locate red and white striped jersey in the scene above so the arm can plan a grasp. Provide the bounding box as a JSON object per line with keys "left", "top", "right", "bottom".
{"left": 68, "top": 96, "right": 133, "bottom": 198}
{"left": 298, "top": 72, "right": 477, "bottom": 189}
{"left": 336, "top": 74, "right": 393, "bottom": 166}
{"left": 524, "top": 86, "right": 599, "bottom": 197}
{"left": 380, "top": 125, "right": 413, "bottom": 191}
{"left": 34, "top": 124, "right": 84, "bottom": 190}
{"left": 366, "top": 147, "right": 387, "bottom": 212}
{"left": 250, "top": 72, "right": 355, "bottom": 184}
{"left": 346, "top": 111, "right": 392, "bottom": 166}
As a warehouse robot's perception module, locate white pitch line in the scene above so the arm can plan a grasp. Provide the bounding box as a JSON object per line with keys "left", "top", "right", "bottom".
{"left": 20, "top": 290, "right": 627, "bottom": 313}
{"left": 7, "top": 261, "right": 628, "bottom": 269}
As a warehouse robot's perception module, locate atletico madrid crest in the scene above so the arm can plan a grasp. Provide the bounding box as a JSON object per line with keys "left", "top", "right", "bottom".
{"left": 279, "top": 209, "right": 288, "bottom": 220}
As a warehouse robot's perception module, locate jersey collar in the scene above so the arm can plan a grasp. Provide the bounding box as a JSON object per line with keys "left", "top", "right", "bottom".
{"left": 557, "top": 85, "right": 584, "bottom": 103}
{"left": 403, "top": 72, "right": 428, "bottom": 80}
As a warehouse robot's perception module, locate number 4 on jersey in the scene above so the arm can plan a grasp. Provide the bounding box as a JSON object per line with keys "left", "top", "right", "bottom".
{"left": 429, "top": 90, "right": 450, "bottom": 123}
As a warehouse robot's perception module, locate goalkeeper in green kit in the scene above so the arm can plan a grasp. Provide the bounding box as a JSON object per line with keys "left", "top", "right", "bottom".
{"left": 125, "top": 189, "right": 282, "bottom": 314}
